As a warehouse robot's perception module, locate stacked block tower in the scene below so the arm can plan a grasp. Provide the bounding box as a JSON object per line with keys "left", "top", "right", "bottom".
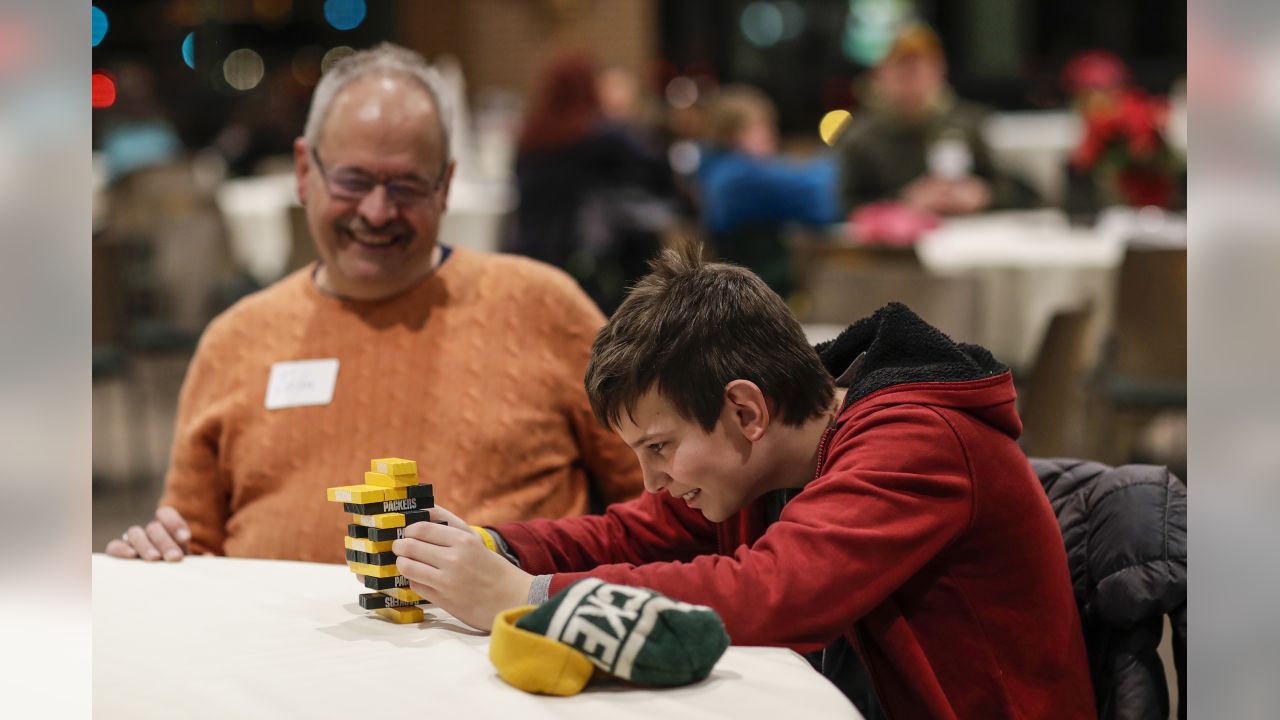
{"left": 325, "top": 457, "right": 439, "bottom": 624}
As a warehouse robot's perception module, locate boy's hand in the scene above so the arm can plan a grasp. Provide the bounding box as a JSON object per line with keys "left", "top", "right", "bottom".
{"left": 393, "top": 506, "right": 534, "bottom": 632}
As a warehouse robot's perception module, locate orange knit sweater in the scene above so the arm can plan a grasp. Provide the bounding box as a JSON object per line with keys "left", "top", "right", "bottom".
{"left": 158, "top": 248, "right": 643, "bottom": 562}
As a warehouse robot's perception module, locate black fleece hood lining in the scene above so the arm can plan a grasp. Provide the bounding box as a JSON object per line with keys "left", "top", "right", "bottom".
{"left": 815, "top": 302, "right": 1008, "bottom": 406}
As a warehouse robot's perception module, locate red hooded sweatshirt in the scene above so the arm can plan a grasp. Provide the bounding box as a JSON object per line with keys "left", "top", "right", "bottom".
{"left": 494, "top": 304, "right": 1096, "bottom": 719}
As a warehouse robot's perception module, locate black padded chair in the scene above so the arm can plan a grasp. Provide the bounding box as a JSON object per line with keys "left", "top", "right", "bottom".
{"left": 1031, "top": 458, "right": 1188, "bottom": 720}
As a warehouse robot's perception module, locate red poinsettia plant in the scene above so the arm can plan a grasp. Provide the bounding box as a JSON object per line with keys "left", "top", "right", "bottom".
{"left": 1069, "top": 87, "right": 1183, "bottom": 208}
{"left": 1061, "top": 50, "right": 1183, "bottom": 208}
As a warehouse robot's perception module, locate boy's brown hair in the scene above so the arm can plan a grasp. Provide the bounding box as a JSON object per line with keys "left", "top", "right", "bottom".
{"left": 585, "top": 242, "right": 835, "bottom": 432}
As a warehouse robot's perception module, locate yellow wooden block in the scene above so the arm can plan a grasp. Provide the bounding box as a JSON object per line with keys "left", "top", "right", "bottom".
{"left": 375, "top": 605, "right": 424, "bottom": 624}
{"left": 344, "top": 536, "right": 396, "bottom": 553}
{"left": 364, "top": 471, "right": 419, "bottom": 488}
{"left": 380, "top": 587, "right": 425, "bottom": 603}
{"left": 347, "top": 560, "right": 400, "bottom": 578}
{"left": 327, "top": 484, "right": 405, "bottom": 504}
{"left": 371, "top": 457, "right": 417, "bottom": 476}
{"left": 350, "top": 512, "right": 411, "bottom": 529}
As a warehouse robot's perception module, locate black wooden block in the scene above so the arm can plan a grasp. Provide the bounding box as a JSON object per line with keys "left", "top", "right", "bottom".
{"left": 361, "top": 574, "right": 412, "bottom": 590}
{"left": 358, "top": 592, "right": 427, "bottom": 610}
{"left": 346, "top": 548, "right": 398, "bottom": 565}
{"left": 342, "top": 495, "right": 434, "bottom": 515}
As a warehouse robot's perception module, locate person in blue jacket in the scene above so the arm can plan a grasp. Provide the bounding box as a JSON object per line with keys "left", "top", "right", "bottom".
{"left": 696, "top": 84, "right": 839, "bottom": 298}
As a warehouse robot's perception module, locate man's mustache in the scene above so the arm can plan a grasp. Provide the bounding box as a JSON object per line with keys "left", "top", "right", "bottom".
{"left": 341, "top": 217, "right": 412, "bottom": 236}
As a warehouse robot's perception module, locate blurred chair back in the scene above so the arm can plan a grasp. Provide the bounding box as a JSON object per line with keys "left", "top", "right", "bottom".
{"left": 797, "top": 242, "right": 979, "bottom": 344}
{"left": 93, "top": 242, "right": 130, "bottom": 348}
{"left": 1030, "top": 457, "right": 1187, "bottom": 720}
{"left": 107, "top": 160, "right": 233, "bottom": 337}
{"left": 1088, "top": 246, "right": 1187, "bottom": 465}
{"left": 1020, "top": 302, "right": 1095, "bottom": 457}
{"left": 1109, "top": 246, "right": 1187, "bottom": 384}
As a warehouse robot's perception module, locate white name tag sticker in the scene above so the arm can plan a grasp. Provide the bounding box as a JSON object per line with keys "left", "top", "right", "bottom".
{"left": 265, "top": 359, "right": 340, "bottom": 410}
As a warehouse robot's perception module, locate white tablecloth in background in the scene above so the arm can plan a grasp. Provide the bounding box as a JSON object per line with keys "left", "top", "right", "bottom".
{"left": 93, "top": 554, "right": 858, "bottom": 720}
{"left": 916, "top": 210, "right": 1126, "bottom": 367}
{"left": 801, "top": 211, "right": 1123, "bottom": 368}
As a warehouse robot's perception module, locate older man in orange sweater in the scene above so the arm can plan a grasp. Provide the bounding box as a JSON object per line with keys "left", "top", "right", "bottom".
{"left": 105, "top": 44, "right": 643, "bottom": 563}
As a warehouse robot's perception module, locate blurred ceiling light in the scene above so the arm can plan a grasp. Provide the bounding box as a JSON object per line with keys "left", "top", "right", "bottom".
{"left": 324, "top": 0, "right": 367, "bottom": 31}
{"left": 91, "top": 72, "right": 116, "bottom": 108}
{"left": 181, "top": 33, "right": 196, "bottom": 70}
{"left": 842, "top": 0, "right": 912, "bottom": 65}
{"left": 292, "top": 46, "right": 324, "bottom": 86}
{"left": 741, "top": 2, "right": 785, "bottom": 48}
{"left": 321, "top": 46, "right": 356, "bottom": 74}
{"left": 223, "top": 49, "right": 266, "bottom": 91}
{"left": 819, "top": 109, "right": 853, "bottom": 145}
{"left": 91, "top": 6, "right": 108, "bottom": 48}
{"left": 665, "top": 76, "right": 698, "bottom": 109}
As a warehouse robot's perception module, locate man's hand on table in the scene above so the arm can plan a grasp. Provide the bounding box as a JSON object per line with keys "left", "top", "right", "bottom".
{"left": 936, "top": 176, "right": 992, "bottom": 214}
{"left": 104, "top": 506, "right": 193, "bottom": 561}
{"left": 901, "top": 175, "right": 992, "bottom": 215}
{"left": 393, "top": 506, "right": 534, "bottom": 632}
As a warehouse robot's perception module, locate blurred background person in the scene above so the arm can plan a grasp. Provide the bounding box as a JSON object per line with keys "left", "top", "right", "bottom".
{"left": 835, "top": 24, "right": 1033, "bottom": 216}
{"left": 597, "top": 63, "right": 642, "bottom": 123}
{"left": 697, "top": 84, "right": 839, "bottom": 300}
{"left": 507, "top": 51, "right": 677, "bottom": 315}
{"left": 96, "top": 60, "right": 183, "bottom": 182}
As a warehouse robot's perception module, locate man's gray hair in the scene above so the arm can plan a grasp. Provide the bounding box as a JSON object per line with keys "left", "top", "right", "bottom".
{"left": 302, "top": 42, "right": 452, "bottom": 170}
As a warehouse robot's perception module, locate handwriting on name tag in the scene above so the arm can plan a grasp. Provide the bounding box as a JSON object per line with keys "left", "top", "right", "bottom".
{"left": 264, "top": 359, "right": 340, "bottom": 410}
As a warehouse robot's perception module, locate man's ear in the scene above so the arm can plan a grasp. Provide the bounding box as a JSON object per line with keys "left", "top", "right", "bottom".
{"left": 293, "top": 137, "right": 310, "bottom": 205}
{"left": 435, "top": 159, "right": 457, "bottom": 214}
{"left": 723, "top": 380, "right": 770, "bottom": 443}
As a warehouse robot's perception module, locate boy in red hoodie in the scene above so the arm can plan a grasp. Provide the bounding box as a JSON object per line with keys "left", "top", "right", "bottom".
{"left": 394, "top": 244, "right": 1095, "bottom": 718}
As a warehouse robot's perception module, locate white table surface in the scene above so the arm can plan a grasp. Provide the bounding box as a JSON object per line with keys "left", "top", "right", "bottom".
{"left": 93, "top": 554, "right": 858, "bottom": 720}
{"left": 915, "top": 210, "right": 1126, "bottom": 273}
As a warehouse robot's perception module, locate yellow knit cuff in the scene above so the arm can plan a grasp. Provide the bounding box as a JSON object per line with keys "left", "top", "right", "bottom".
{"left": 489, "top": 605, "right": 594, "bottom": 696}
{"left": 472, "top": 525, "right": 498, "bottom": 553}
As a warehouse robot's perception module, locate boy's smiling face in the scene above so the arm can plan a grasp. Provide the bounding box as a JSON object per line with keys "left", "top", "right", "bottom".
{"left": 615, "top": 387, "right": 771, "bottom": 523}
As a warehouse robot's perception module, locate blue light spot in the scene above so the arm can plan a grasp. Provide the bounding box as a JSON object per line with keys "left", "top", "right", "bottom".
{"left": 740, "top": 3, "right": 784, "bottom": 48}
{"left": 91, "top": 6, "right": 108, "bottom": 47}
{"left": 324, "top": 0, "right": 366, "bottom": 31}
{"left": 182, "top": 33, "right": 196, "bottom": 69}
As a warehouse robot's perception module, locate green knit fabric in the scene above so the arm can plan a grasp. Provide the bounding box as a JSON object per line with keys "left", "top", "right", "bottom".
{"left": 515, "top": 578, "right": 730, "bottom": 686}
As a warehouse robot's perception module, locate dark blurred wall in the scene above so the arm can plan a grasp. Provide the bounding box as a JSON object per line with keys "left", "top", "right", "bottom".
{"left": 398, "top": 0, "right": 658, "bottom": 102}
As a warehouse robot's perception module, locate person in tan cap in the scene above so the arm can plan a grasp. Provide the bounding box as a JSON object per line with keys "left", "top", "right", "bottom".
{"left": 835, "top": 24, "right": 1028, "bottom": 215}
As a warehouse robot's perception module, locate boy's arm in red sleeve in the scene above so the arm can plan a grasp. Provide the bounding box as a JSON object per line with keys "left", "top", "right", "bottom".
{"left": 538, "top": 406, "right": 974, "bottom": 650}
{"left": 492, "top": 489, "right": 718, "bottom": 574}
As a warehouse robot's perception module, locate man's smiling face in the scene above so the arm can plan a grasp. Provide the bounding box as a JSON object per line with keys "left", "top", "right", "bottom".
{"left": 295, "top": 73, "right": 452, "bottom": 300}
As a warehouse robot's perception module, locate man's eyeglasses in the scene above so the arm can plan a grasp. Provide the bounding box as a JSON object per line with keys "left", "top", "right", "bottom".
{"left": 310, "top": 147, "right": 444, "bottom": 207}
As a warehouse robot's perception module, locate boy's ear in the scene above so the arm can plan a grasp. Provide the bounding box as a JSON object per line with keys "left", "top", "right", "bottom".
{"left": 723, "top": 380, "right": 770, "bottom": 443}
